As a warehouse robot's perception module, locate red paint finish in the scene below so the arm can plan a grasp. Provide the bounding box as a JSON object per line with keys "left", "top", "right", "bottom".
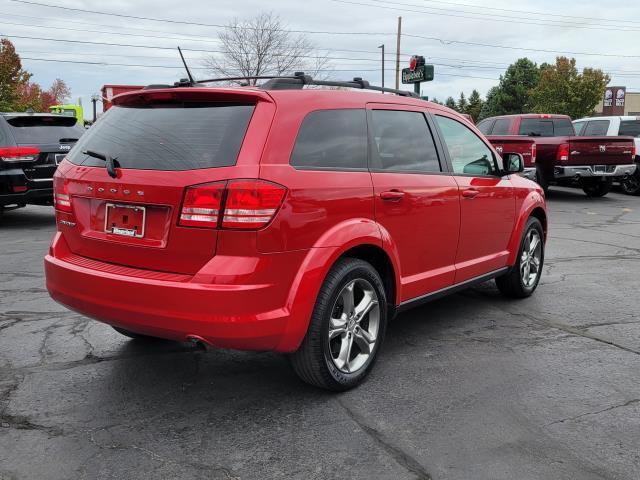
{"left": 45, "top": 87, "right": 546, "bottom": 353}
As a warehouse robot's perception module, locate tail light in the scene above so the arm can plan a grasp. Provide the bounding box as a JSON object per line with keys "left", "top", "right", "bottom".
{"left": 222, "top": 180, "right": 287, "bottom": 229}
{"left": 0, "top": 146, "right": 40, "bottom": 162}
{"left": 53, "top": 176, "right": 72, "bottom": 212}
{"left": 557, "top": 143, "right": 569, "bottom": 163}
{"left": 179, "top": 179, "right": 286, "bottom": 230}
{"left": 179, "top": 182, "right": 225, "bottom": 228}
{"left": 531, "top": 143, "right": 537, "bottom": 163}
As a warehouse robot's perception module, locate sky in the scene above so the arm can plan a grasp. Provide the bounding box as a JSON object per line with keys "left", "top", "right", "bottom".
{"left": 2, "top": 0, "right": 640, "bottom": 118}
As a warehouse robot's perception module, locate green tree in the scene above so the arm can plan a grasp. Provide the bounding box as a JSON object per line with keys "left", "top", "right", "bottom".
{"left": 479, "top": 86, "right": 500, "bottom": 120}
{"left": 457, "top": 92, "right": 468, "bottom": 113}
{"left": 466, "top": 89, "right": 484, "bottom": 122}
{"left": 445, "top": 96, "right": 457, "bottom": 111}
{"left": 0, "top": 38, "right": 31, "bottom": 111}
{"left": 529, "top": 57, "right": 610, "bottom": 119}
{"left": 491, "top": 58, "right": 540, "bottom": 115}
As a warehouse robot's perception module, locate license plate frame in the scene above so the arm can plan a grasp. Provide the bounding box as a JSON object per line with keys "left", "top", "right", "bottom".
{"left": 54, "top": 154, "right": 66, "bottom": 165}
{"left": 104, "top": 203, "right": 146, "bottom": 238}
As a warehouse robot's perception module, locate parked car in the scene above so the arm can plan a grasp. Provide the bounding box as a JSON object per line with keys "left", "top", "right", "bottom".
{"left": 45, "top": 77, "right": 547, "bottom": 390}
{"left": 477, "top": 114, "right": 636, "bottom": 197}
{"left": 0, "top": 113, "right": 85, "bottom": 216}
{"left": 573, "top": 116, "right": 640, "bottom": 195}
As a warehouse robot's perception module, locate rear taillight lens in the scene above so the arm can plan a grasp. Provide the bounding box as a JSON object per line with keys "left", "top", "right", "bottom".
{"left": 222, "top": 180, "right": 287, "bottom": 229}
{"left": 0, "top": 146, "right": 40, "bottom": 162}
{"left": 179, "top": 182, "right": 225, "bottom": 228}
{"left": 557, "top": 143, "right": 569, "bottom": 163}
{"left": 179, "top": 179, "right": 287, "bottom": 230}
{"left": 531, "top": 143, "right": 537, "bottom": 163}
{"left": 53, "top": 176, "right": 72, "bottom": 212}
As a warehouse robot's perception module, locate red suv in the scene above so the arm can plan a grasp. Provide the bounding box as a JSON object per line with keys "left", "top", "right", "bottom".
{"left": 45, "top": 76, "right": 547, "bottom": 390}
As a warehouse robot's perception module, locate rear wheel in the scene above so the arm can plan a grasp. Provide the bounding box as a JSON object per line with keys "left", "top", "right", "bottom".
{"left": 290, "top": 258, "right": 387, "bottom": 391}
{"left": 496, "top": 217, "right": 544, "bottom": 298}
{"left": 112, "top": 326, "right": 164, "bottom": 341}
{"left": 581, "top": 177, "right": 612, "bottom": 197}
{"left": 620, "top": 167, "right": 640, "bottom": 196}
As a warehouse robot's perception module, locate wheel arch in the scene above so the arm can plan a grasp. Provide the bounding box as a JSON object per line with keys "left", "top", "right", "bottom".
{"left": 507, "top": 192, "right": 547, "bottom": 266}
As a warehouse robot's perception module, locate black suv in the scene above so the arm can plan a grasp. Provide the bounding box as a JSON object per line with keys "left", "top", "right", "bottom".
{"left": 0, "top": 113, "right": 84, "bottom": 215}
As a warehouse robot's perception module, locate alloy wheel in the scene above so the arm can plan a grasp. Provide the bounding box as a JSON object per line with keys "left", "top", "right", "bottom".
{"left": 328, "top": 279, "right": 380, "bottom": 374}
{"left": 520, "top": 229, "right": 542, "bottom": 288}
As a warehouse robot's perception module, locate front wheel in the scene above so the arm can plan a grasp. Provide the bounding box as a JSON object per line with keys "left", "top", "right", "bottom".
{"left": 581, "top": 177, "right": 612, "bottom": 197}
{"left": 496, "top": 217, "right": 545, "bottom": 298}
{"left": 620, "top": 167, "right": 640, "bottom": 196}
{"left": 290, "top": 258, "right": 387, "bottom": 391}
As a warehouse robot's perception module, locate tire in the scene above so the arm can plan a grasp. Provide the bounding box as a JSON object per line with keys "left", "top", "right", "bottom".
{"left": 620, "top": 166, "right": 640, "bottom": 196}
{"left": 581, "top": 177, "right": 613, "bottom": 197}
{"left": 112, "top": 326, "right": 164, "bottom": 341}
{"left": 290, "top": 257, "right": 388, "bottom": 391}
{"left": 496, "top": 217, "right": 544, "bottom": 299}
{"left": 535, "top": 165, "right": 549, "bottom": 194}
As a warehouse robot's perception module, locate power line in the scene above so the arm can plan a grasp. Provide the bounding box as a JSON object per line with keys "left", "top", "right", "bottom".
{"left": 5, "top": 0, "right": 640, "bottom": 60}
{"left": 359, "top": 0, "right": 640, "bottom": 31}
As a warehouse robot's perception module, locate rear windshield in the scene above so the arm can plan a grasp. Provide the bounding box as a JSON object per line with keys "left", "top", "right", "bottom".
{"left": 519, "top": 119, "right": 554, "bottom": 137}
{"left": 67, "top": 103, "right": 255, "bottom": 171}
{"left": 4, "top": 115, "right": 84, "bottom": 145}
{"left": 619, "top": 120, "right": 640, "bottom": 137}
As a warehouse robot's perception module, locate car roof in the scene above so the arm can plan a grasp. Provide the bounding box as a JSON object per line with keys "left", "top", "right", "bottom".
{"left": 488, "top": 113, "right": 571, "bottom": 120}
{"left": 112, "top": 85, "right": 461, "bottom": 117}
{"left": 573, "top": 116, "right": 640, "bottom": 122}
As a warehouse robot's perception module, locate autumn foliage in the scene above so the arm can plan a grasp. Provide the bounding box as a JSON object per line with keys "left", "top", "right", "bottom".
{"left": 0, "top": 38, "right": 71, "bottom": 112}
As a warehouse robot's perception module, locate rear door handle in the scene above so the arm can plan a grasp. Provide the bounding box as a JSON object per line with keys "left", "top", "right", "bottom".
{"left": 462, "top": 188, "right": 480, "bottom": 199}
{"left": 380, "top": 190, "right": 405, "bottom": 201}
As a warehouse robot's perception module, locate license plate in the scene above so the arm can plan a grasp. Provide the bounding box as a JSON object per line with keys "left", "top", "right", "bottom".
{"left": 104, "top": 203, "right": 146, "bottom": 238}
{"left": 593, "top": 165, "right": 606, "bottom": 174}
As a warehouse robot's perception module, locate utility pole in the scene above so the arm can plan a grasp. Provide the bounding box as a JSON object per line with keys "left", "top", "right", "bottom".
{"left": 90, "top": 94, "right": 100, "bottom": 122}
{"left": 395, "top": 16, "right": 402, "bottom": 90}
{"left": 378, "top": 44, "right": 385, "bottom": 92}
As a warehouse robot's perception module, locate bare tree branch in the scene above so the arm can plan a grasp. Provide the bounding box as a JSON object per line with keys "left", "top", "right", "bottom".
{"left": 204, "top": 12, "right": 332, "bottom": 85}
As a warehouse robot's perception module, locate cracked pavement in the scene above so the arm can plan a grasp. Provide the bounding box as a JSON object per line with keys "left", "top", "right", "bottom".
{"left": 1, "top": 186, "right": 639, "bottom": 480}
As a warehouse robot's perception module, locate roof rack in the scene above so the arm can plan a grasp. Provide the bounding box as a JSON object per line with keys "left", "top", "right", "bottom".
{"left": 188, "top": 72, "right": 419, "bottom": 98}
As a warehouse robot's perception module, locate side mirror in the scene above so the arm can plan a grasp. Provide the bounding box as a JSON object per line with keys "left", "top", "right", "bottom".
{"left": 503, "top": 153, "right": 524, "bottom": 175}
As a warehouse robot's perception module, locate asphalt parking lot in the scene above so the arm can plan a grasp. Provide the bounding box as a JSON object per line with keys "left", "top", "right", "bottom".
{"left": 1, "top": 187, "right": 639, "bottom": 480}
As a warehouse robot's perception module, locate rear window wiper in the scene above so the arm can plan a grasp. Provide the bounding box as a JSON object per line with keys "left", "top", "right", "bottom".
{"left": 82, "top": 149, "right": 118, "bottom": 178}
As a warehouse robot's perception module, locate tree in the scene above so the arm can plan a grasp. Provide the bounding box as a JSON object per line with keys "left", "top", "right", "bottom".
{"left": 204, "top": 13, "right": 328, "bottom": 84}
{"left": 457, "top": 92, "right": 468, "bottom": 114}
{"left": 430, "top": 97, "right": 442, "bottom": 105}
{"left": 529, "top": 57, "right": 610, "bottom": 119}
{"left": 445, "top": 96, "right": 457, "bottom": 111}
{"left": 0, "top": 38, "right": 31, "bottom": 111}
{"left": 466, "top": 89, "right": 484, "bottom": 122}
{"left": 479, "top": 86, "right": 500, "bottom": 120}
{"left": 488, "top": 58, "right": 540, "bottom": 116}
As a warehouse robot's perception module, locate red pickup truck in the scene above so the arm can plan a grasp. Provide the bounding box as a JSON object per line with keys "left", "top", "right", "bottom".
{"left": 478, "top": 114, "right": 637, "bottom": 197}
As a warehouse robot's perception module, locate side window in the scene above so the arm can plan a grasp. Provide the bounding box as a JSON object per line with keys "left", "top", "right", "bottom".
{"left": 553, "top": 119, "right": 574, "bottom": 136}
{"left": 435, "top": 115, "right": 498, "bottom": 176}
{"left": 492, "top": 118, "right": 511, "bottom": 135}
{"left": 583, "top": 120, "right": 610, "bottom": 136}
{"left": 0, "top": 122, "right": 9, "bottom": 146}
{"left": 519, "top": 119, "right": 554, "bottom": 137}
{"left": 477, "top": 119, "right": 494, "bottom": 135}
{"left": 573, "top": 121, "right": 586, "bottom": 135}
{"left": 370, "top": 110, "right": 441, "bottom": 173}
{"left": 619, "top": 120, "right": 640, "bottom": 137}
{"left": 290, "top": 109, "right": 367, "bottom": 170}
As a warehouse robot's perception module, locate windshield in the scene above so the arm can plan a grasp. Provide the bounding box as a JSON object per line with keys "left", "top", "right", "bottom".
{"left": 67, "top": 103, "right": 255, "bottom": 171}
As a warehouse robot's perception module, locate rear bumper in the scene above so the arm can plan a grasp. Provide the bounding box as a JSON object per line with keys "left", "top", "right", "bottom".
{"left": 554, "top": 164, "right": 637, "bottom": 179}
{"left": 0, "top": 168, "right": 53, "bottom": 206}
{"left": 44, "top": 233, "right": 312, "bottom": 352}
